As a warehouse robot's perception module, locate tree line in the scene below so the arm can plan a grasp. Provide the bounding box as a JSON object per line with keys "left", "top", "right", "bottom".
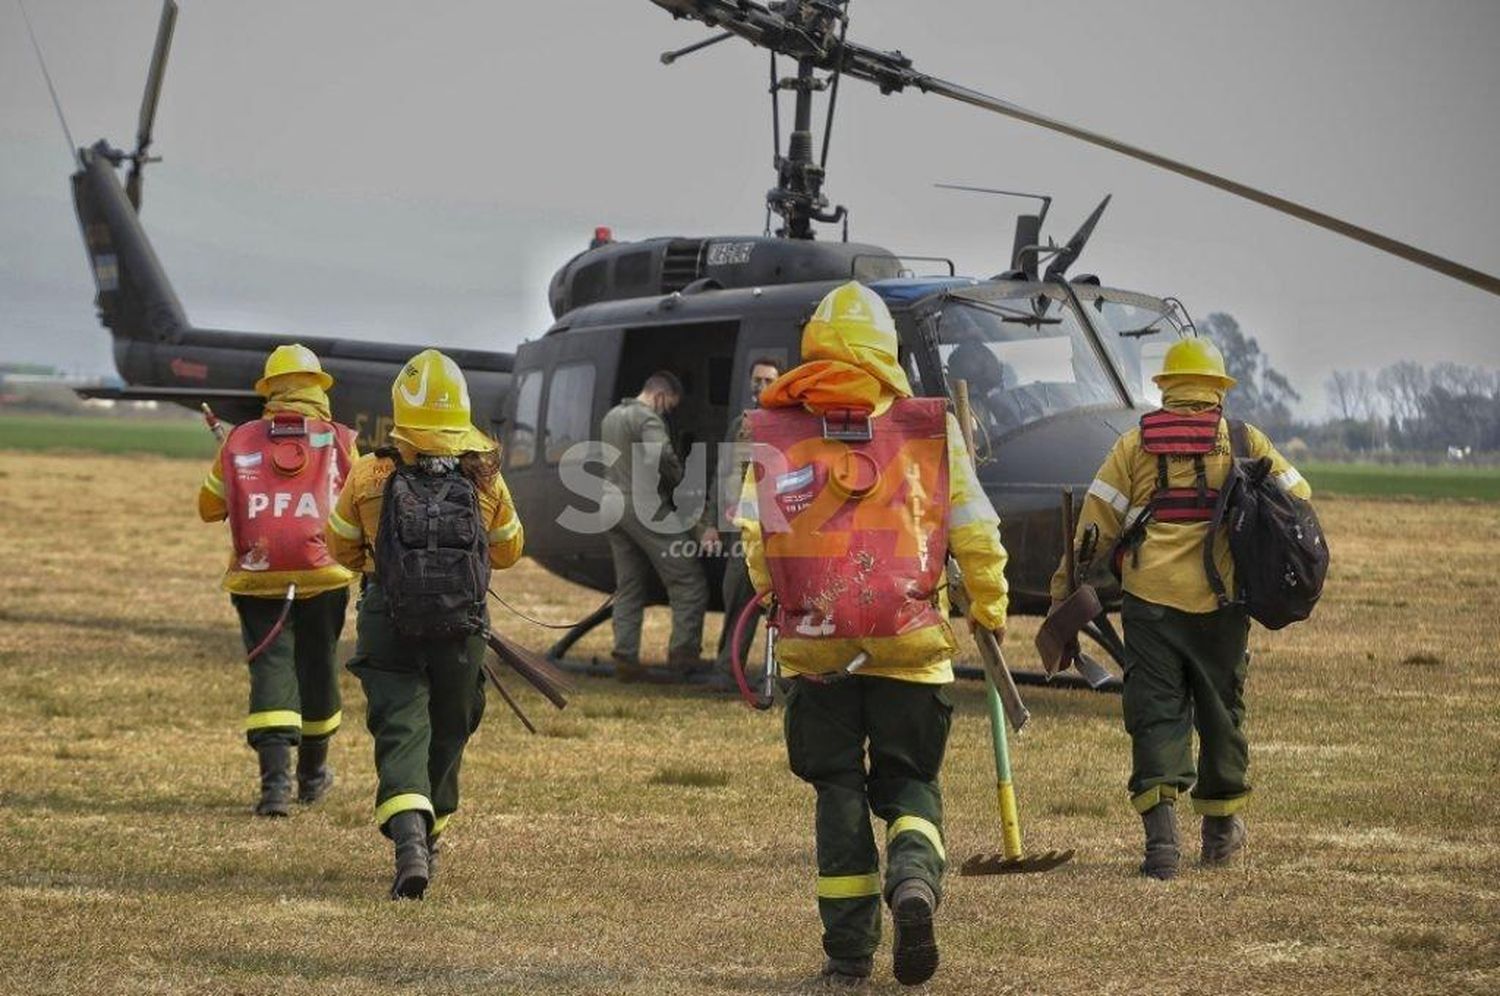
{"left": 1197, "top": 312, "right": 1499, "bottom": 458}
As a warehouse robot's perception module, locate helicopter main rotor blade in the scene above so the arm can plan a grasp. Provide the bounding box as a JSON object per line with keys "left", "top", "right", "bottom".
{"left": 647, "top": 0, "right": 1500, "bottom": 298}
{"left": 135, "top": 0, "right": 177, "bottom": 156}
{"left": 911, "top": 74, "right": 1500, "bottom": 297}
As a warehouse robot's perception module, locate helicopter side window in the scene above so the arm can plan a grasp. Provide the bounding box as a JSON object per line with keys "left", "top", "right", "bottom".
{"left": 938, "top": 293, "right": 1118, "bottom": 438}
{"left": 508, "top": 370, "right": 542, "bottom": 469}
{"left": 544, "top": 362, "right": 596, "bottom": 464}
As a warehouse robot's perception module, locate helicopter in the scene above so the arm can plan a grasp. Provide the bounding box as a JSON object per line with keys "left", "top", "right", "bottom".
{"left": 41, "top": 0, "right": 1500, "bottom": 681}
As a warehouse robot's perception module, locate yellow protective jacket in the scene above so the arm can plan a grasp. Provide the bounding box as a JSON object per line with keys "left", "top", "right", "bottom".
{"left": 197, "top": 389, "right": 358, "bottom": 598}
{"left": 1052, "top": 382, "right": 1312, "bottom": 614}
{"left": 737, "top": 397, "right": 1009, "bottom": 685}
{"left": 325, "top": 443, "right": 524, "bottom": 573}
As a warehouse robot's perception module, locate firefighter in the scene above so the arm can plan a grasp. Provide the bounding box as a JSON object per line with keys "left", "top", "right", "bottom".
{"left": 1050, "top": 337, "right": 1311, "bottom": 880}
{"left": 197, "top": 343, "right": 358, "bottom": 817}
{"left": 599, "top": 371, "right": 710, "bottom": 679}
{"left": 736, "top": 282, "right": 1009, "bottom": 987}
{"left": 326, "top": 349, "right": 524, "bottom": 900}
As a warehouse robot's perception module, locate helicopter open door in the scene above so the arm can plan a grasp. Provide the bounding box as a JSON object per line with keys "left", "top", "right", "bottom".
{"left": 612, "top": 320, "right": 740, "bottom": 461}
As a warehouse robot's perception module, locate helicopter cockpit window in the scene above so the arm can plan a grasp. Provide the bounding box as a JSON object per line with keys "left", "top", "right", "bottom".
{"left": 508, "top": 370, "right": 542, "bottom": 469}
{"left": 937, "top": 289, "right": 1118, "bottom": 438}
{"left": 544, "top": 362, "right": 596, "bottom": 464}
{"left": 1087, "top": 292, "right": 1182, "bottom": 407}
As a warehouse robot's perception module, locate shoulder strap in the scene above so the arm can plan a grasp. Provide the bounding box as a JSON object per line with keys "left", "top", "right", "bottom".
{"left": 1202, "top": 463, "right": 1243, "bottom": 608}
{"left": 1229, "top": 419, "right": 1251, "bottom": 460}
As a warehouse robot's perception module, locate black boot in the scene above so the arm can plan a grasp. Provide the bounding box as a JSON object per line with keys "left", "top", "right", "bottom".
{"left": 388, "top": 811, "right": 431, "bottom": 900}
{"left": 1201, "top": 814, "right": 1247, "bottom": 865}
{"left": 254, "top": 743, "right": 293, "bottom": 818}
{"left": 296, "top": 739, "right": 335, "bottom": 804}
{"left": 1139, "top": 802, "right": 1180, "bottom": 881}
{"left": 890, "top": 878, "right": 939, "bottom": 986}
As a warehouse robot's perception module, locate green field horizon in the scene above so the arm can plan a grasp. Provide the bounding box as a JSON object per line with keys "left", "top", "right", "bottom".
{"left": 5, "top": 413, "right": 1497, "bottom": 501}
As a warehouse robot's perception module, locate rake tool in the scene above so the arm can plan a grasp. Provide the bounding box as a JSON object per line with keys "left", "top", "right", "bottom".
{"left": 952, "top": 380, "right": 1075, "bottom": 876}
{"left": 959, "top": 652, "right": 1075, "bottom": 876}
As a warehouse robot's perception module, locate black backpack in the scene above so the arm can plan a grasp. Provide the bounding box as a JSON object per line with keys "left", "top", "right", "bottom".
{"left": 374, "top": 450, "right": 490, "bottom": 638}
{"left": 1205, "top": 424, "right": 1329, "bottom": 629}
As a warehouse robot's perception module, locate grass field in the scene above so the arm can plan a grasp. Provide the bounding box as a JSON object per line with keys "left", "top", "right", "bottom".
{"left": 0, "top": 414, "right": 217, "bottom": 460}
{"left": 1300, "top": 460, "right": 1500, "bottom": 502}
{"left": 1, "top": 451, "right": 1498, "bottom": 995}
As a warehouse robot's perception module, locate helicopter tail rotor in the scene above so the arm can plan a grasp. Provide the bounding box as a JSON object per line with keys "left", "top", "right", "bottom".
{"left": 125, "top": 0, "right": 178, "bottom": 211}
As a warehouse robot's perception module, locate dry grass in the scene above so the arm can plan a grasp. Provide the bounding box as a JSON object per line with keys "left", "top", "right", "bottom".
{"left": 1, "top": 452, "right": 1497, "bottom": 995}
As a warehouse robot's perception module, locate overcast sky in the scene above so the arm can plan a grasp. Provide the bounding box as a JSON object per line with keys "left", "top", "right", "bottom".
{"left": 3, "top": 0, "right": 1497, "bottom": 415}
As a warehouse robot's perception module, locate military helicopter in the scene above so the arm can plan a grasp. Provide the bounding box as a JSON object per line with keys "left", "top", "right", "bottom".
{"left": 44, "top": 0, "right": 1499, "bottom": 681}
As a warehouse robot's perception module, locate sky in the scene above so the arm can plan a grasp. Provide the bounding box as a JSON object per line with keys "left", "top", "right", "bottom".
{"left": 2, "top": 0, "right": 1497, "bottom": 416}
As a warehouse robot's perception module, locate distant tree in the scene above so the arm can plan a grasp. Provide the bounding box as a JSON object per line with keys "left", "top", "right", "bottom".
{"left": 1376, "top": 361, "right": 1428, "bottom": 429}
{"left": 1324, "top": 369, "right": 1385, "bottom": 451}
{"left": 1325, "top": 370, "right": 1360, "bottom": 421}
{"left": 1199, "top": 312, "right": 1301, "bottom": 434}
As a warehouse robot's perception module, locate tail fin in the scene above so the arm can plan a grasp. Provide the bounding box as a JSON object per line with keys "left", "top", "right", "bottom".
{"left": 71, "top": 145, "right": 188, "bottom": 345}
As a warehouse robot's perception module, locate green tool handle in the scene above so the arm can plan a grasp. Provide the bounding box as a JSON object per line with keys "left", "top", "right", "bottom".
{"left": 985, "top": 673, "right": 1025, "bottom": 860}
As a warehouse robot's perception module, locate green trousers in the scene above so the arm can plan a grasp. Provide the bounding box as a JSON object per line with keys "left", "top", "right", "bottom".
{"left": 346, "top": 582, "right": 487, "bottom": 837}
{"left": 1122, "top": 593, "right": 1251, "bottom": 816}
{"left": 713, "top": 544, "right": 758, "bottom": 673}
{"left": 232, "top": 588, "right": 349, "bottom": 748}
{"left": 783, "top": 675, "right": 953, "bottom": 961}
{"left": 606, "top": 512, "right": 707, "bottom": 660}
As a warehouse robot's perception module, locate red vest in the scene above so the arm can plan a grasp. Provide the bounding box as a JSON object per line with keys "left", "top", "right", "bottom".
{"left": 220, "top": 413, "right": 356, "bottom": 574}
{"left": 748, "top": 398, "right": 950, "bottom": 641}
{"left": 1138, "top": 407, "right": 1224, "bottom": 523}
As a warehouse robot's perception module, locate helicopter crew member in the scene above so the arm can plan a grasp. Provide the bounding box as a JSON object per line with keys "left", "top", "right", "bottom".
{"left": 1050, "top": 337, "right": 1311, "bottom": 880}
{"left": 600, "top": 371, "right": 710, "bottom": 679}
{"left": 197, "top": 344, "right": 358, "bottom": 817}
{"left": 703, "top": 357, "right": 783, "bottom": 689}
{"left": 736, "top": 282, "right": 1009, "bottom": 987}
{"left": 326, "top": 349, "right": 525, "bottom": 899}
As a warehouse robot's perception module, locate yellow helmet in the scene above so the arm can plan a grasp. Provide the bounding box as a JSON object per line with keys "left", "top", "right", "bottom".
{"left": 389, "top": 349, "right": 496, "bottom": 455}
{"left": 255, "top": 343, "right": 333, "bottom": 395}
{"left": 1153, "top": 337, "right": 1236, "bottom": 389}
{"left": 392, "top": 349, "right": 473, "bottom": 429}
{"left": 800, "top": 281, "right": 912, "bottom": 397}
{"left": 804, "top": 280, "right": 899, "bottom": 360}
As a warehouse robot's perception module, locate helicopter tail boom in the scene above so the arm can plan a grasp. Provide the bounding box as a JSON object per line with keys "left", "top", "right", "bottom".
{"left": 72, "top": 144, "right": 190, "bottom": 347}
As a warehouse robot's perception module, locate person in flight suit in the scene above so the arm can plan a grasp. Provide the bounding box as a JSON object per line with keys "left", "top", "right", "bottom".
{"left": 198, "top": 344, "right": 358, "bottom": 817}
{"left": 737, "top": 282, "right": 1009, "bottom": 987}
{"left": 1050, "top": 336, "right": 1312, "bottom": 879}
{"left": 599, "top": 371, "right": 710, "bottom": 679}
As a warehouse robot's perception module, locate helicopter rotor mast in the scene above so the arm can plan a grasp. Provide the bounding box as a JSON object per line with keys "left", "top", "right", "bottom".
{"left": 649, "top": 0, "right": 1500, "bottom": 296}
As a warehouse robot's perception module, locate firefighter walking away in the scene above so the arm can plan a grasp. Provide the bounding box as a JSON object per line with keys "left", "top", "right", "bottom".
{"left": 1049, "top": 336, "right": 1314, "bottom": 880}
{"left": 737, "top": 282, "right": 1009, "bottom": 987}
{"left": 198, "top": 344, "right": 358, "bottom": 817}
{"left": 326, "top": 349, "right": 524, "bottom": 900}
